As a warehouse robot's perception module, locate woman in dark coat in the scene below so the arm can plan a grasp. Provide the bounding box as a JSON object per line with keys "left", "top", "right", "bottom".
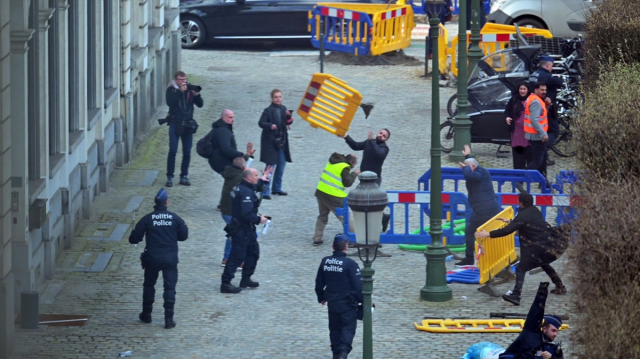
{"left": 505, "top": 82, "right": 532, "bottom": 170}
{"left": 258, "top": 89, "right": 293, "bottom": 199}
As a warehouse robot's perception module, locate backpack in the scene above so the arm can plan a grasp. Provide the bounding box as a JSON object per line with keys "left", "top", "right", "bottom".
{"left": 196, "top": 129, "right": 216, "bottom": 159}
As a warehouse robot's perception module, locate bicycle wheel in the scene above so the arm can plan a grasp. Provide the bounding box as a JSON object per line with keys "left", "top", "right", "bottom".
{"left": 550, "top": 117, "right": 576, "bottom": 157}
{"left": 440, "top": 121, "right": 455, "bottom": 153}
{"left": 447, "top": 94, "right": 459, "bottom": 117}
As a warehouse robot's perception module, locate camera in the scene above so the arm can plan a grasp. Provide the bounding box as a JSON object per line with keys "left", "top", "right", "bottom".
{"left": 186, "top": 83, "right": 202, "bottom": 92}
{"left": 158, "top": 116, "right": 170, "bottom": 126}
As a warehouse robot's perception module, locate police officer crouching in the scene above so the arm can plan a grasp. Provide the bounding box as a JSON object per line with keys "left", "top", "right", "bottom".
{"left": 220, "top": 168, "right": 270, "bottom": 293}
{"left": 315, "top": 234, "right": 363, "bottom": 359}
{"left": 129, "top": 188, "right": 188, "bottom": 329}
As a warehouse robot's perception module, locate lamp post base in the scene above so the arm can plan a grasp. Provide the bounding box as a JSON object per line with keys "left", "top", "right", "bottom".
{"left": 420, "top": 242, "right": 453, "bottom": 302}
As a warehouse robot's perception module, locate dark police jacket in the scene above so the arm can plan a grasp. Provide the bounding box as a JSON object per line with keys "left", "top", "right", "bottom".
{"left": 344, "top": 136, "right": 389, "bottom": 179}
{"left": 128, "top": 205, "right": 188, "bottom": 264}
{"left": 315, "top": 252, "right": 363, "bottom": 305}
{"left": 165, "top": 84, "right": 203, "bottom": 120}
{"left": 528, "top": 68, "right": 564, "bottom": 102}
{"left": 502, "top": 283, "right": 563, "bottom": 359}
{"left": 229, "top": 180, "right": 265, "bottom": 240}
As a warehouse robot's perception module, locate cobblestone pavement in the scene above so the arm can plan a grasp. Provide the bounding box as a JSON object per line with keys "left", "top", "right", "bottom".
{"left": 14, "top": 44, "right": 578, "bottom": 358}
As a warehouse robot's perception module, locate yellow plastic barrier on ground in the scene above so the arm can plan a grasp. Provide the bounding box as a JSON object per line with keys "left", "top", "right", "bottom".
{"left": 296, "top": 73, "right": 363, "bottom": 136}
{"left": 445, "top": 23, "right": 553, "bottom": 77}
{"left": 475, "top": 207, "right": 517, "bottom": 285}
{"left": 414, "top": 318, "right": 570, "bottom": 333}
{"left": 311, "top": 3, "right": 415, "bottom": 56}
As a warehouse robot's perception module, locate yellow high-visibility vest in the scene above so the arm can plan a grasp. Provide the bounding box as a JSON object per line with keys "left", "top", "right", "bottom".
{"left": 316, "top": 162, "right": 350, "bottom": 198}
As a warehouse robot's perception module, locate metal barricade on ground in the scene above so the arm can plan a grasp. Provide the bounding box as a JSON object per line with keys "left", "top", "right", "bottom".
{"left": 414, "top": 318, "right": 570, "bottom": 333}
{"left": 309, "top": 3, "right": 415, "bottom": 56}
{"left": 296, "top": 73, "right": 364, "bottom": 136}
{"left": 475, "top": 207, "right": 517, "bottom": 295}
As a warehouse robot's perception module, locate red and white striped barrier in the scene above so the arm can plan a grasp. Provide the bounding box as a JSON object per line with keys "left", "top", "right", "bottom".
{"left": 320, "top": 7, "right": 362, "bottom": 21}
{"left": 381, "top": 7, "right": 407, "bottom": 20}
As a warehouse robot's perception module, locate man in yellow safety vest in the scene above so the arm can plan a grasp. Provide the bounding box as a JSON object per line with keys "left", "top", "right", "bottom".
{"left": 524, "top": 82, "right": 549, "bottom": 178}
{"left": 313, "top": 153, "right": 360, "bottom": 246}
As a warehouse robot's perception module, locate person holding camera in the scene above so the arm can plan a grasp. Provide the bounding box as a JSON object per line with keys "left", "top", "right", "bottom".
{"left": 258, "top": 89, "right": 293, "bottom": 199}
{"left": 164, "top": 71, "right": 203, "bottom": 187}
{"left": 220, "top": 167, "right": 271, "bottom": 294}
{"left": 128, "top": 188, "right": 189, "bottom": 329}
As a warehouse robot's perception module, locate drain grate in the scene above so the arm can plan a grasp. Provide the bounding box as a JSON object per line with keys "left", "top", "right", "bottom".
{"left": 57, "top": 252, "right": 113, "bottom": 272}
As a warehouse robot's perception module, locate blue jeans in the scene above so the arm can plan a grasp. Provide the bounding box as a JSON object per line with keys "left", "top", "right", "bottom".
{"left": 262, "top": 149, "right": 286, "bottom": 196}
{"left": 221, "top": 214, "right": 233, "bottom": 260}
{"left": 166, "top": 123, "right": 193, "bottom": 178}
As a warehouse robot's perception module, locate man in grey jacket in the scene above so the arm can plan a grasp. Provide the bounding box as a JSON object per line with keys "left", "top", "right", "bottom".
{"left": 525, "top": 82, "right": 549, "bottom": 177}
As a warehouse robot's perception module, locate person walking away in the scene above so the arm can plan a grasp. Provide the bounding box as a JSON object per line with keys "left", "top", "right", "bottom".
{"left": 220, "top": 168, "right": 270, "bottom": 293}
{"left": 165, "top": 71, "right": 203, "bottom": 187}
{"left": 313, "top": 153, "right": 360, "bottom": 246}
{"left": 455, "top": 145, "right": 501, "bottom": 266}
{"left": 258, "top": 89, "right": 293, "bottom": 199}
{"left": 339, "top": 129, "right": 390, "bottom": 186}
{"left": 129, "top": 189, "right": 189, "bottom": 329}
{"left": 475, "top": 192, "right": 566, "bottom": 306}
{"left": 315, "top": 234, "right": 363, "bottom": 359}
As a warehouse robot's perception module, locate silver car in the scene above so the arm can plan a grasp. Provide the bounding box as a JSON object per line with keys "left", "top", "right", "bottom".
{"left": 488, "top": 0, "right": 596, "bottom": 38}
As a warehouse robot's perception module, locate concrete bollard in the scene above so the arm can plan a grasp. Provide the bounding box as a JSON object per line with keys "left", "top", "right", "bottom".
{"left": 21, "top": 291, "right": 39, "bottom": 329}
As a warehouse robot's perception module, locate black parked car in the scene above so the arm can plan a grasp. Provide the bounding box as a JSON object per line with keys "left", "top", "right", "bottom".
{"left": 179, "top": 0, "right": 385, "bottom": 49}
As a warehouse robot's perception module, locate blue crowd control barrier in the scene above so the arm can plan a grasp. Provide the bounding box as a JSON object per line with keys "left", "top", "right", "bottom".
{"left": 402, "top": 0, "right": 491, "bottom": 16}
{"left": 418, "top": 167, "right": 551, "bottom": 194}
{"left": 310, "top": 6, "right": 373, "bottom": 56}
{"left": 336, "top": 191, "right": 470, "bottom": 245}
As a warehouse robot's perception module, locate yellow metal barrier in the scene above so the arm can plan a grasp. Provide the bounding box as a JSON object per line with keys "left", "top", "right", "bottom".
{"left": 444, "top": 24, "right": 553, "bottom": 77}
{"left": 414, "top": 318, "right": 570, "bottom": 333}
{"left": 311, "top": 3, "right": 415, "bottom": 56}
{"left": 296, "top": 73, "right": 363, "bottom": 136}
{"left": 475, "top": 207, "right": 517, "bottom": 285}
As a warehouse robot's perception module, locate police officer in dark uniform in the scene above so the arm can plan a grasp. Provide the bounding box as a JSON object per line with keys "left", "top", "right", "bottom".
{"left": 315, "top": 234, "right": 363, "bottom": 359}
{"left": 129, "top": 188, "right": 188, "bottom": 329}
{"left": 220, "top": 167, "right": 270, "bottom": 293}
{"left": 499, "top": 282, "right": 564, "bottom": 359}
{"left": 529, "top": 56, "right": 564, "bottom": 167}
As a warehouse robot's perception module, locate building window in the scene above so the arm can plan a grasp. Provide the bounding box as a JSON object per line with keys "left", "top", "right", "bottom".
{"left": 48, "top": 0, "right": 60, "bottom": 156}
{"left": 27, "top": 0, "right": 41, "bottom": 181}
{"left": 87, "top": 0, "right": 97, "bottom": 110}
{"left": 68, "top": 0, "right": 80, "bottom": 132}
{"left": 104, "top": 0, "right": 114, "bottom": 90}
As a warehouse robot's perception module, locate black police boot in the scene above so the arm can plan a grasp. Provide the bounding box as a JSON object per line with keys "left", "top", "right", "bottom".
{"left": 165, "top": 316, "right": 176, "bottom": 329}
{"left": 220, "top": 283, "right": 242, "bottom": 294}
{"left": 165, "top": 176, "right": 174, "bottom": 187}
{"left": 502, "top": 292, "right": 521, "bottom": 306}
{"left": 139, "top": 312, "right": 152, "bottom": 324}
{"left": 240, "top": 278, "right": 259, "bottom": 288}
{"left": 179, "top": 176, "right": 191, "bottom": 186}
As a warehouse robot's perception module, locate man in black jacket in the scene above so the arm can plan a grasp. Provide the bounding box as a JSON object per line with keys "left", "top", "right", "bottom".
{"left": 220, "top": 168, "right": 270, "bottom": 294}
{"left": 313, "top": 153, "right": 359, "bottom": 246}
{"left": 208, "top": 109, "right": 255, "bottom": 175}
{"left": 165, "top": 71, "right": 203, "bottom": 187}
{"left": 498, "top": 282, "right": 565, "bottom": 359}
{"left": 315, "top": 234, "right": 363, "bottom": 359}
{"left": 339, "top": 129, "right": 390, "bottom": 186}
{"left": 129, "top": 188, "right": 189, "bottom": 329}
{"left": 475, "top": 192, "right": 566, "bottom": 306}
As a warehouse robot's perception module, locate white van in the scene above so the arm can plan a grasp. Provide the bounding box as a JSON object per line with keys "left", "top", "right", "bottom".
{"left": 488, "top": 0, "right": 596, "bottom": 38}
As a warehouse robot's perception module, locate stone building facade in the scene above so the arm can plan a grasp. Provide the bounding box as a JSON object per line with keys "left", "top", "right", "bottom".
{"left": 0, "top": 0, "right": 182, "bottom": 356}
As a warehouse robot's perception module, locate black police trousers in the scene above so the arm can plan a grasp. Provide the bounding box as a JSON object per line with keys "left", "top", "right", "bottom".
{"left": 143, "top": 262, "right": 178, "bottom": 317}
{"left": 221, "top": 228, "right": 260, "bottom": 284}
{"left": 327, "top": 299, "right": 358, "bottom": 356}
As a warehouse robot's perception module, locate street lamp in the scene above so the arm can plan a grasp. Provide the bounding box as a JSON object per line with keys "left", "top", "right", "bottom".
{"left": 468, "top": 0, "right": 484, "bottom": 80}
{"left": 347, "top": 171, "right": 388, "bottom": 359}
{"left": 421, "top": 0, "right": 453, "bottom": 303}
{"left": 449, "top": 0, "right": 472, "bottom": 162}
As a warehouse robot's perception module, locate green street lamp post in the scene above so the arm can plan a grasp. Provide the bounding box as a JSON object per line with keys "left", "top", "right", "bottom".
{"left": 449, "top": 0, "right": 472, "bottom": 162}
{"left": 421, "top": 0, "right": 453, "bottom": 303}
{"left": 468, "top": 0, "right": 484, "bottom": 78}
{"left": 347, "top": 171, "right": 388, "bottom": 359}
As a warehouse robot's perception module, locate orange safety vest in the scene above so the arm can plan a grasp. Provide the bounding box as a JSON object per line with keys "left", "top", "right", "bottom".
{"left": 524, "top": 94, "right": 548, "bottom": 135}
